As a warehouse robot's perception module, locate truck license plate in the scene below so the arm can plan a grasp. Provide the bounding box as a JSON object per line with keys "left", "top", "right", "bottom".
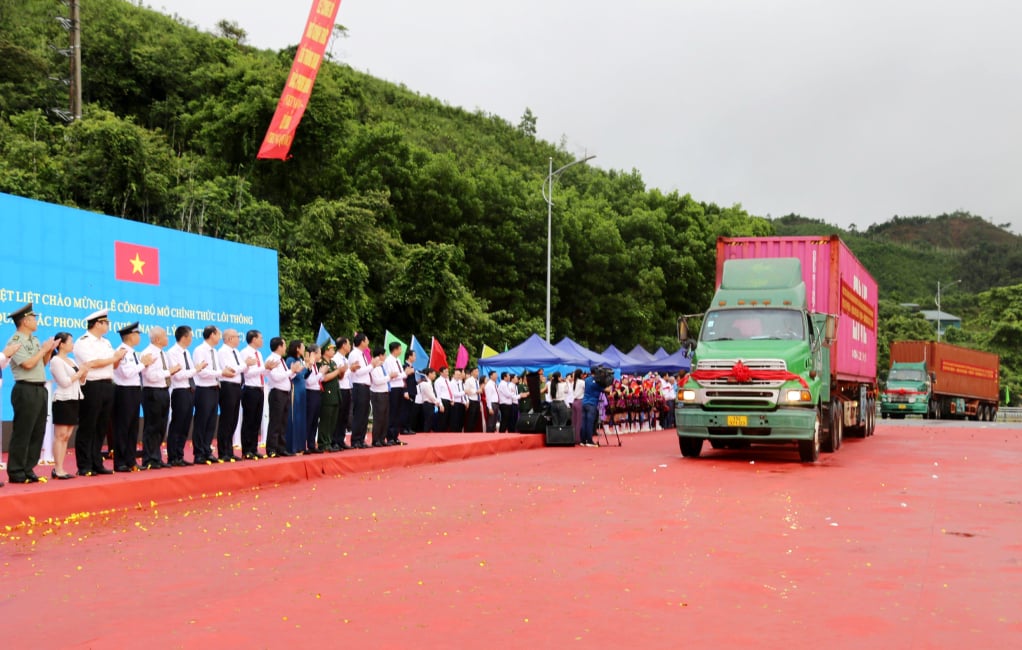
{"left": 898, "top": 405, "right": 906, "bottom": 410}
{"left": 727, "top": 415, "right": 748, "bottom": 427}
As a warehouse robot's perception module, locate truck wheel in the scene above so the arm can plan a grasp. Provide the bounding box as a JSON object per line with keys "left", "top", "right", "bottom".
{"left": 823, "top": 400, "right": 842, "bottom": 452}
{"left": 679, "top": 437, "right": 703, "bottom": 458}
{"left": 868, "top": 397, "right": 876, "bottom": 436}
{"left": 798, "top": 407, "right": 822, "bottom": 463}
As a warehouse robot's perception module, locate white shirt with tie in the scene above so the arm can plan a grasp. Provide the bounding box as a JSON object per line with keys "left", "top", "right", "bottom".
{"left": 141, "top": 344, "right": 173, "bottom": 389}
{"left": 434, "top": 375, "right": 454, "bottom": 403}
{"left": 384, "top": 354, "right": 404, "bottom": 389}
{"left": 218, "top": 345, "right": 245, "bottom": 385}
{"left": 192, "top": 341, "right": 224, "bottom": 388}
{"left": 167, "top": 344, "right": 198, "bottom": 391}
{"left": 113, "top": 342, "right": 145, "bottom": 387}
{"left": 266, "top": 352, "right": 296, "bottom": 391}
{"left": 239, "top": 346, "right": 267, "bottom": 387}
{"left": 347, "top": 348, "right": 370, "bottom": 386}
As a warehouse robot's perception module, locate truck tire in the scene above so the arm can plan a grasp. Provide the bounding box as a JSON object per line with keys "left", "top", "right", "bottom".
{"left": 798, "top": 407, "right": 822, "bottom": 463}
{"left": 679, "top": 437, "right": 703, "bottom": 458}
{"left": 867, "top": 397, "right": 876, "bottom": 436}
{"left": 823, "top": 400, "right": 842, "bottom": 452}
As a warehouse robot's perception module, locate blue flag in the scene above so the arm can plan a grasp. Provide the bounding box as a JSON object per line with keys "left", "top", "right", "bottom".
{"left": 316, "top": 323, "right": 334, "bottom": 348}
{"left": 410, "top": 335, "right": 429, "bottom": 371}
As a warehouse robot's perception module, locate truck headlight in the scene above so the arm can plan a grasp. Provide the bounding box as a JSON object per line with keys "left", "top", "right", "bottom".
{"left": 785, "top": 389, "right": 812, "bottom": 402}
{"left": 681, "top": 390, "right": 696, "bottom": 402}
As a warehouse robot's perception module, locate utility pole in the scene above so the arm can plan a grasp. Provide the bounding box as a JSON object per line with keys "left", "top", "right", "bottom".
{"left": 69, "top": 0, "right": 82, "bottom": 120}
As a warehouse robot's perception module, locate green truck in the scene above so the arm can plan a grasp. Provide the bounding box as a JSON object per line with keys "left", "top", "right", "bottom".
{"left": 676, "top": 236, "right": 879, "bottom": 462}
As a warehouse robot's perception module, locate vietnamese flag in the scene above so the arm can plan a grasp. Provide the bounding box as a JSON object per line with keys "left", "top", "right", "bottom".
{"left": 429, "top": 337, "right": 448, "bottom": 371}
{"left": 114, "top": 241, "right": 160, "bottom": 285}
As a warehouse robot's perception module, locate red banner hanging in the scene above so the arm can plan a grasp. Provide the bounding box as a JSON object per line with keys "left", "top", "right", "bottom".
{"left": 256, "top": 0, "right": 343, "bottom": 160}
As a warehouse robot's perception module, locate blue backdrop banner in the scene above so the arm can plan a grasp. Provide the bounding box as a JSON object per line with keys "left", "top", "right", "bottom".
{"left": 0, "top": 192, "right": 279, "bottom": 420}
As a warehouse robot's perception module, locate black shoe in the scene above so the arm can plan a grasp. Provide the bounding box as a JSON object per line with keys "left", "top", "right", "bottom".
{"left": 243, "top": 453, "right": 258, "bottom": 460}
{"left": 371, "top": 442, "right": 383, "bottom": 448}
{"left": 337, "top": 443, "right": 352, "bottom": 450}
{"left": 306, "top": 448, "right": 323, "bottom": 455}
{"left": 169, "top": 459, "right": 187, "bottom": 467}
{"left": 280, "top": 451, "right": 296, "bottom": 457}
{"left": 93, "top": 467, "right": 114, "bottom": 475}
{"left": 78, "top": 470, "right": 96, "bottom": 477}
{"left": 114, "top": 465, "right": 134, "bottom": 473}
{"left": 140, "top": 462, "right": 159, "bottom": 470}
{"left": 158, "top": 461, "right": 172, "bottom": 469}
{"left": 403, "top": 430, "right": 416, "bottom": 435}
{"left": 51, "top": 470, "right": 75, "bottom": 480}
{"left": 220, "top": 455, "right": 241, "bottom": 463}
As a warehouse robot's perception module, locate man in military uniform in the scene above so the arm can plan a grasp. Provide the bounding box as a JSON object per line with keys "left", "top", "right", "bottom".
{"left": 112, "top": 321, "right": 152, "bottom": 472}
{"left": 5, "top": 303, "right": 55, "bottom": 484}
{"left": 73, "top": 309, "right": 126, "bottom": 476}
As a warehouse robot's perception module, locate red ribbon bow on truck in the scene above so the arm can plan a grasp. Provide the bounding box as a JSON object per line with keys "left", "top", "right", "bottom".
{"left": 689, "top": 360, "right": 809, "bottom": 388}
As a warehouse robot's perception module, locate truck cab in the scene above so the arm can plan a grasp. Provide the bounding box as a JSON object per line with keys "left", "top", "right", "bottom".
{"left": 880, "top": 361, "right": 930, "bottom": 419}
{"left": 677, "top": 258, "right": 830, "bottom": 462}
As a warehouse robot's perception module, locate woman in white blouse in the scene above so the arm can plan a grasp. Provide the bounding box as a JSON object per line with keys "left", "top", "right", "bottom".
{"left": 49, "top": 332, "right": 88, "bottom": 479}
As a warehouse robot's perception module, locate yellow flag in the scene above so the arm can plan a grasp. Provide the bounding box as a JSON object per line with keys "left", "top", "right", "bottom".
{"left": 481, "top": 344, "right": 499, "bottom": 358}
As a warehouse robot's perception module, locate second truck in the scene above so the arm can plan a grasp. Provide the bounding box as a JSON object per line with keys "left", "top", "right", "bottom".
{"left": 676, "top": 235, "right": 878, "bottom": 462}
{"left": 881, "top": 340, "right": 999, "bottom": 421}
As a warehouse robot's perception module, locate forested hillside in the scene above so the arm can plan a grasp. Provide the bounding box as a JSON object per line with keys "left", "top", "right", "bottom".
{"left": 1, "top": 0, "right": 1020, "bottom": 402}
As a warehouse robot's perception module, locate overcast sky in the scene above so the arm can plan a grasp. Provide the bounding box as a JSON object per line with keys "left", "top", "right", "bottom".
{"left": 154, "top": 0, "right": 1022, "bottom": 233}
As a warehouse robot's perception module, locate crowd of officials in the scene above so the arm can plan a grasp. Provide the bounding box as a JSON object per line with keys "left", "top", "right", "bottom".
{"left": 1, "top": 302, "right": 680, "bottom": 487}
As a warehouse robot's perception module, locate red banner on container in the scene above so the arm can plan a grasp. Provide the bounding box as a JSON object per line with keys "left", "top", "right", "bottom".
{"left": 256, "top": 0, "right": 343, "bottom": 160}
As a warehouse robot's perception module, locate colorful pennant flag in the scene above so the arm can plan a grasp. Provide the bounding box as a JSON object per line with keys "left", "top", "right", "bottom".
{"left": 384, "top": 330, "right": 407, "bottom": 353}
{"left": 410, "top": 335, "right": 429, "bottom": 371}
{"left": 480, "top": 344, "right": 499, "bottom": 358}
{"left": 455, "top": 344, "right": 469, "bottom": 370}
{"left": 316, "top": 323, "right": 334, "bottom": 347}
{"left": 429, "top": 337, "right": 448, "bottom": 371}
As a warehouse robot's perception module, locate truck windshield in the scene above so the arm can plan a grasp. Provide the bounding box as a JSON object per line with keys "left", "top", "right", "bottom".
{"left": 888, "top": 369, "right": 926, "bottom": 382}
{"left": 701, "top": 309, "right": 805, "bottom": 342}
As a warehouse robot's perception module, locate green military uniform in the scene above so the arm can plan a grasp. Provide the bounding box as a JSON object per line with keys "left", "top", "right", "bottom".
{"left": 7, "top": 304, "right": 49, "bottom": 483}
{"left": 318, "top": 357, "right": 339, "bottom": 451}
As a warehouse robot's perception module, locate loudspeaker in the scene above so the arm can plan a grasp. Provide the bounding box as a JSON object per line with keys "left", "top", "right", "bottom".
{"left": 516, "top": 411, "right": 547, "bottom": 433}
{"left": 545, "top": 425, "right": 575, "bottom": 447}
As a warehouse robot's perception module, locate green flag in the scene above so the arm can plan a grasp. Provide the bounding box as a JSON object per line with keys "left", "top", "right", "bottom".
{"left": 384, "top": 330, "right": 407, "bottom": 353}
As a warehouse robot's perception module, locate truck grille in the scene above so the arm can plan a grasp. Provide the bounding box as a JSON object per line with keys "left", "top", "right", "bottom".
{"left": 695, "top": 359, "right": 789, "bottom": 388}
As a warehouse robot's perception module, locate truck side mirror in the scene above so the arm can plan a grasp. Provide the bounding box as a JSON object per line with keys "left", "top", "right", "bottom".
{"left": 824, "top": 315, "right": 838, "bottom": 342}
{"left": 677, "top": 316, "right": 689, "bottom": 343}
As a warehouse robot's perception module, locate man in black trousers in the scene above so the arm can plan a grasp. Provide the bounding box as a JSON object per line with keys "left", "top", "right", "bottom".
{"left": 112, "top": 322, "right": 151, "bottom": 472}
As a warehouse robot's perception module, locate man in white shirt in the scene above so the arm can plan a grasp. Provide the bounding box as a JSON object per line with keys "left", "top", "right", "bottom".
{"left": 497, "top": 372, "right": 517, "bottom": 433}
{"left": 369, "top": 346, "right": 391, "bottom": 447}
{"left": 449, "top": 369, "right": 467, "bottom": 432}
{"left": 384, "top": 341, "right": 405, "bottom": 445}
{"left": 333, "top": 337, "right": 352, "bottom": 450}
{"left": 464, "top": 367, "right": 481, "bottom": 432}
{"left": 73, "top": 309, "right": 127, "bottom": 476}
{"left": 418, "top": 368, "right": 441, "bottom": 432}
{"left": 239, "top": 330, "right": 272, "bottom": 459}
{"left": 265, "top": 336, "right": 299, "bottom": 457}
{"left": 483, "top": 371, "right": 499, "bottom": 432}
{"left": 112, "top": 322, "right": 152, "bottom": 472}
{"left": 216, "top": 328, "right": 246, "bottom": 462}
{"left": 347, "top": 333, "right": 371, "bottom": 448}
{"left": 166, "top": 325, "right": 206, "bottom": 466}
{"left": 433, "top": 367, "right": 454, "bottom": 432}
{"left": 191, "top": 325, "right": 236, "bottom": 465}
{"left": 140, "top": 327, "right": 179, "bottom": 469}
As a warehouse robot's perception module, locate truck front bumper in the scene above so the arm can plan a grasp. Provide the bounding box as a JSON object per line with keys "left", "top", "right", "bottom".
{"left": 880, "top": 402, "right": 926, "bottom": 416}
{"left": 676, "top": 405, "right": 818, "bottom": 441}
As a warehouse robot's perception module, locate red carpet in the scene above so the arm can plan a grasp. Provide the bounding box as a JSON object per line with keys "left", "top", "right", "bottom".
{"left": 2, "top": 424, "right": 1020, "bottom": 648}
{"left": 0, "top": 432, "right": 544, "bottom": 526}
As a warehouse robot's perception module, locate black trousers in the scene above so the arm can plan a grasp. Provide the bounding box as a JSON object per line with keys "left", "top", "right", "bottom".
{"left": 436, "top": 399, "right": 452, "bottom": 432}
{"left": 370, "top": 390, "right": 389, "bottom": 445}
{"left": 388, "top": 387, "right": 404, "bottom": 440}
{"left": 499, "top": 404, "right": 514, "bottom": 432}
{"left": 112, "top": 385, "right": 142, "bottom": 467}
{"left": 306, "top": 389, "right": 322, "bottom": 450}
{"left": 465, "top": 400, "right": 481, "bottom": 432}
{"left": 240, "top": 386, "right": 264, "bottom": 456}
{"left": 350, "top": 384, "right": 370, "bottom": 445}
{"left": 335, "top": 388, "right": 352, "bottom": 444}
{"left": 420, "top": 403, "right": 435, "bottom": 432}
{"left": 486, "top": 404, "right": 499, "bottom": 433}
{"left": 266, "top": 388, "right": 289, "bottom": 455}
{"left": 450, "top": 402, "right": 466, "bottom": 432}
{"left": 76, "top": 379, "right": 115, "bottom": 472}
{"left": 8, "top": 383, "right": 48, "bottom": 480}
{"left": 192, "top": 386, "right": 219, "bottom": 462}
{"left": 141, "top": 387, "right": 170, "bottom": 465}
{"left": 217, "top": 382, "right": 242, "bottom": 459}
{"left": 167, "top": 387, "right": 194, "bottom": 463}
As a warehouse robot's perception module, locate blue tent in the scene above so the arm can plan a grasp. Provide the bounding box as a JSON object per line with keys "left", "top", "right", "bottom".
{"left": 645, "top": 348, "right": 692, "bottom": 373}
{"left": 553, "top": 337, "right": 618, "bottom": 369}
{"left": 478, "top": 334, "right": 590, "bottom": 377}
{"left": 602, "top": 345, "right": 653, "bottom": 375}
{"left": 627, "top": 344, "right": 657, "bottom": 363}
{"left": 653, "top": 347, "right": 670, "bottom": 360}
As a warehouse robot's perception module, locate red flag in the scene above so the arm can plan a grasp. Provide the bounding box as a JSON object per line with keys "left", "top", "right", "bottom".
{"left": 455, "top": 344, "right": 469, "bottom": 370}
{"left": 429, "top": 337, "right": 447, "bottom": 371}
{"left": 114, "top": 241, "right": 160, "bottom": 285}
{"left": 257, "top": 0, "right": 344, "bottom": 160}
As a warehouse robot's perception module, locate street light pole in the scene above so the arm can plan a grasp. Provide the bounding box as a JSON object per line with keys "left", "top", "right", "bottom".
{"left": 935, "top": 279, "right": 961, "bottom": 342}
{"left": 543, "top": 154, "right": 595, "bottom": 342}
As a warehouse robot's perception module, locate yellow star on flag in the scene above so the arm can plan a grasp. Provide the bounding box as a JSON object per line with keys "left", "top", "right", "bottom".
{"left": 130, "top": 253, "right": 145, "bottom": 275}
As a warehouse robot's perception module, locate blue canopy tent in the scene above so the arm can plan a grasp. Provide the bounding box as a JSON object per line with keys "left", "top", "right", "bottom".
{"left": 627, "top": 345, "right": 657, "bottom": 363}
{"left": 602, "top": 345, "right": 654, "bottom": 375}
{"left": 645, "top": 348, "right": 692, "bottom": 374}
{"left": 553, "top": 337, "right": 618, "bottom": 369}
{"left": 653, "top": 347, "right": 670, "bottom": 360}
{"left": 478, "top": 334, "right": 590, "bottom": 377}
